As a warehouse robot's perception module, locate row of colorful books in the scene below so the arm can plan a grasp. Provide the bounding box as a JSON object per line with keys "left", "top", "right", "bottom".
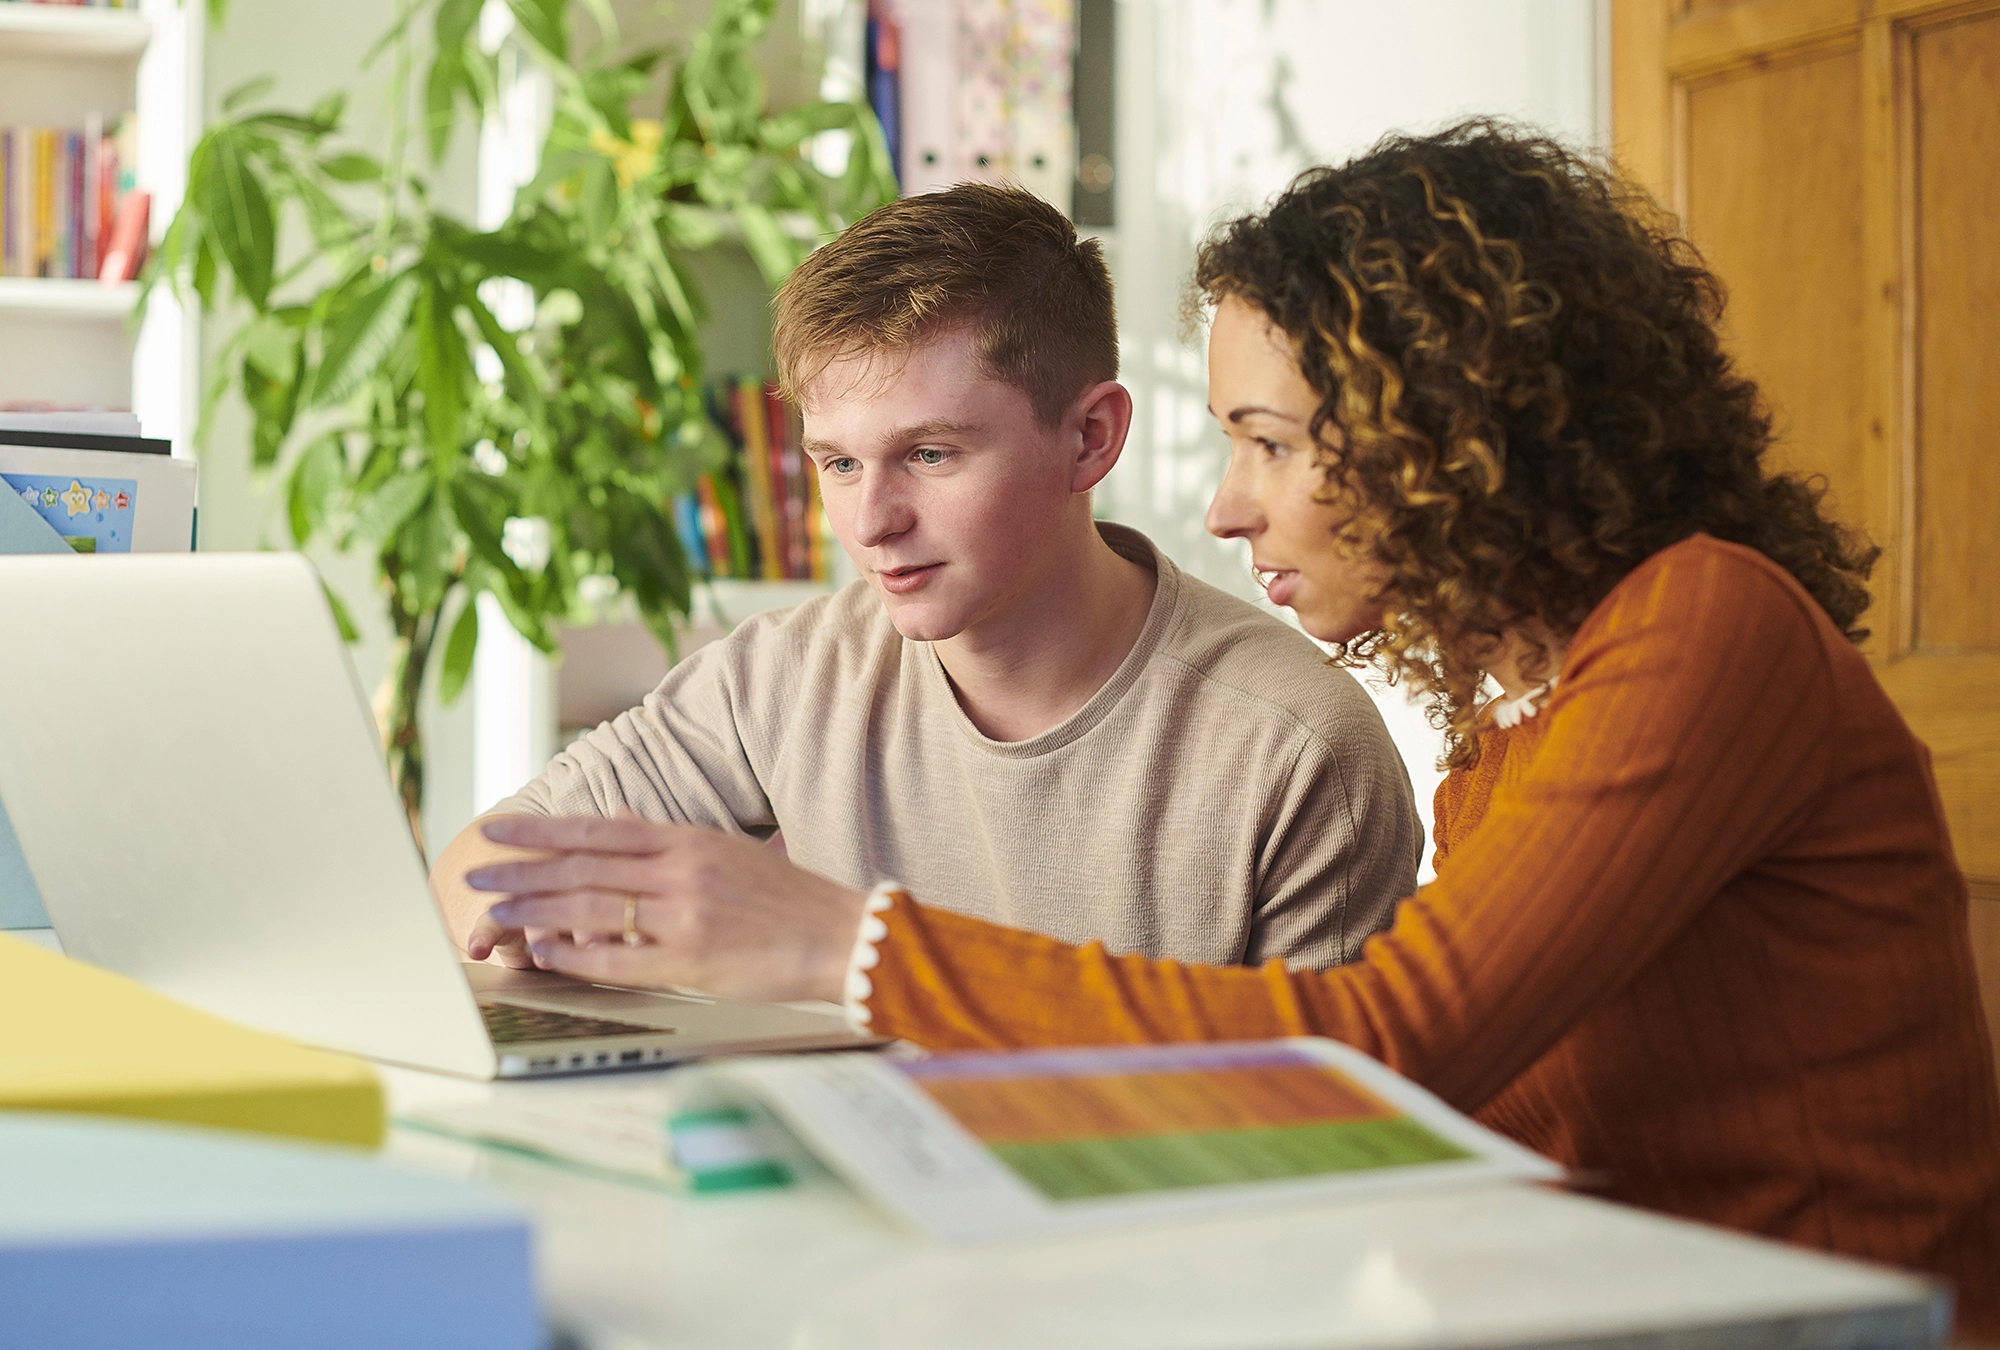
{"left": 674, "top": 377, "right": 829, "bottom": 584}
{"left": 0, "top": 114, "right": 147, "bottom": 282}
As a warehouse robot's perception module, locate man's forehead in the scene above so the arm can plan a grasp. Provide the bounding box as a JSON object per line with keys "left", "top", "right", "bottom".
{"left": 799, "top": 338, "right": 1030, "bottom": 445}
{"left": 800, "top": 327, "right": 987, "bottom": 407}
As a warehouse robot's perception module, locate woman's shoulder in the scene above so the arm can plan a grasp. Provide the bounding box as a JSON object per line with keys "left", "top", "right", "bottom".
{"left": 1578, "top": 533, "right": 1840, "bottom": 661}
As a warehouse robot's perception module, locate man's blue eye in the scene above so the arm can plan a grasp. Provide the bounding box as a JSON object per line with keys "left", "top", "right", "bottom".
{"left": 915, "top": 448, "right": 948, "bottom": 466}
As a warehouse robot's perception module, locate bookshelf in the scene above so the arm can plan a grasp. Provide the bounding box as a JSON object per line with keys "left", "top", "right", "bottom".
{"left": 0, "top": 3, "right": 149, "bottom": 57}
{"left": 0, "top": 0, "right": 201, "bottom": 446}
{"left": 0, "top": 276, "right": 138, "bottom": 315}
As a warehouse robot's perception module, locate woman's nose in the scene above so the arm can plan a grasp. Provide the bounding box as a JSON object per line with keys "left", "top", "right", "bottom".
{"left": 1206, "top": 450, "right": 1262, "bottom": 541}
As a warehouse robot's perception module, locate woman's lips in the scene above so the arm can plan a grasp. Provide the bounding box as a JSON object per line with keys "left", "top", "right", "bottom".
{"left": 878, "top": 563, "right": 943, "bottom": 595}
{"left": 1258, "top": 568, "right": 1300, "bottom": 607}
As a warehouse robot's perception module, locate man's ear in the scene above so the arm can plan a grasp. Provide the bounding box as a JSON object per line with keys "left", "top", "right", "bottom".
{"left": 1069, "top": 381, "right": 1134, "bottom": 493}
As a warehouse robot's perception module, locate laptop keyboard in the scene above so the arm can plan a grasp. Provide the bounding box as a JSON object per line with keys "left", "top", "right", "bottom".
{"left": 480, "top": 1002, "right": 664, "bottom": 1045}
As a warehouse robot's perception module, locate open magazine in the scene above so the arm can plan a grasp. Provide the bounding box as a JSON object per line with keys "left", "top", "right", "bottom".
{"left": 406, "top": 1039, "right": 1563, "bottom": 1243}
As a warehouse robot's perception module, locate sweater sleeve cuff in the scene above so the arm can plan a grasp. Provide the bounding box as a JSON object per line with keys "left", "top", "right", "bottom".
{"left": 842, "top": 882, "right": 909, "bottom": 1034}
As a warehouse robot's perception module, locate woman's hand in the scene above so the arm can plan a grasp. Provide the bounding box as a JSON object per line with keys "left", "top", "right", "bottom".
{"left": 461, "top": 815, "right": 869, "bottom": 1004}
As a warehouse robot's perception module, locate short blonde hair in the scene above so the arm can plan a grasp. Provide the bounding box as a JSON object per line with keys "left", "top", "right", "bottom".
{"left": 773, "top": 183, "right": 1117, "bottom": 427}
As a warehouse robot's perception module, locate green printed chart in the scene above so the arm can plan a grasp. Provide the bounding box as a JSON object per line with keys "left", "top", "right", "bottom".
{"left": 901, "top": 1043, "right": 1473, "bottom": 1202}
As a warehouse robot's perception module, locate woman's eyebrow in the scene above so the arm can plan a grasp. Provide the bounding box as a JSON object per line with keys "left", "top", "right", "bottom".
{"left": 1209, "top": 403, "right": 1305, "bottom": 424}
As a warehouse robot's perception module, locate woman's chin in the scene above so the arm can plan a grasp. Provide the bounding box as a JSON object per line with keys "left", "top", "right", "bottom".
{"left": 1295, "top": 605, "right": 1381, "bottom": 647}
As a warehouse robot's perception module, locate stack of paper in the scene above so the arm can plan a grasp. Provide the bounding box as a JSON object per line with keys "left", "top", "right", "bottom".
{"left": 410, "top": 1038, "right": 1563, "bottom": 1243}
{"left": 0, "top": 933, "right": 384, "bottom": 1148}
{"left": 0, "top": 1112, "right": 538, "bottom": 1350}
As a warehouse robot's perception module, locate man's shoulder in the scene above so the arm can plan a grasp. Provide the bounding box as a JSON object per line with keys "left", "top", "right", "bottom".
{"left": 1150, "top": 568, "right": 1382, "bottom": 745}
{"left": 710, "top": 579, "right": 899, "bottom": 670}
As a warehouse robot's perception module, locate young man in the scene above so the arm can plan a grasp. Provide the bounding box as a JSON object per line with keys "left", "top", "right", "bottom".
{"left": 434, "top": 184, "right": 1418, "bottom": 975}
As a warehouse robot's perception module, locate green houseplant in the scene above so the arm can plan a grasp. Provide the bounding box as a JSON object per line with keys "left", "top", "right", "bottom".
{"left": 143, "top": 0, "right": 895, "bottom": 838}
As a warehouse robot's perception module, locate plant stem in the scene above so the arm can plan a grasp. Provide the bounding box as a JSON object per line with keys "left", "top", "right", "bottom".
{"left": 378, "top": 581, "right": 443, "bottom": 854}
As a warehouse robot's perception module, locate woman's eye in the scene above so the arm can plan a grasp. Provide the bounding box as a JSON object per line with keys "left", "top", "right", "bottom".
{"left": 913, "top": 448, "right": 950, "bottom": 467}
{"left": 1255, "top": 436, "right": 1287, "bottom": 458}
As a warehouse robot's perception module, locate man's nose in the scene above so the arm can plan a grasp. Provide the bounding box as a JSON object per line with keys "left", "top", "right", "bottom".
{"left": 851, "top": 475, "right": 916, "bottom": 550}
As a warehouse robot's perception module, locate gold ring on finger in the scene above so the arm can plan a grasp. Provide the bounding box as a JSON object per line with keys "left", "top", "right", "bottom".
{"left": 622, "top": 892, "right": 645, "bottom": 947}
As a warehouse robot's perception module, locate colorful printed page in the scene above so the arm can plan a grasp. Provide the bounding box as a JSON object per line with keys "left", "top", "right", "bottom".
{"left": 1, "top": 474, "right": 138, "bottom": 552}
{"left": 727, "top": 1039, "right": 1563, "bottom": 1243}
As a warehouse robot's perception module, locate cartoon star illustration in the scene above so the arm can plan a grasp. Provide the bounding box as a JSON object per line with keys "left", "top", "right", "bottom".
{"left": 62, "top": 481, "right": 91, "bottom": 518}
{"left": 114, "top": 490, "right": 129, "bottom": 510}
{"left": 94, "top": 490, "right": 110, "bottom": 509}
{"left": 41, "top": 488, "right": 58, "bottom": 507}
{"left": 17, "top": 487, "right": 33, "bottom": 505}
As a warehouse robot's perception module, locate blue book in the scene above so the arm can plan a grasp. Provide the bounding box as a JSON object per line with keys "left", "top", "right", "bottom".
{"left": 0, "top": 1112, "right": 540, "bottom": 1350}
{"left": 672, "top": 489, "right": 709, "bottom": 577}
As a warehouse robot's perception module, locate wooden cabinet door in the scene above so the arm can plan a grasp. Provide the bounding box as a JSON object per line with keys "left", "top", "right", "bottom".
{"left": 1612, "top": 0, "right": 2000, "bottom": 1064}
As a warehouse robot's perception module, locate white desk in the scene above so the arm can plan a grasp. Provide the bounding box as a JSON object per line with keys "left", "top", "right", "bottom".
{"left": 380, "top": 1064, "right": 1949, "bottom": 1350}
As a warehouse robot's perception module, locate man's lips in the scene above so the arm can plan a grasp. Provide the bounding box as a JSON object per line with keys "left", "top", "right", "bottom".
{"left": 876, "top": 562, "right": 943, "bottom": 595}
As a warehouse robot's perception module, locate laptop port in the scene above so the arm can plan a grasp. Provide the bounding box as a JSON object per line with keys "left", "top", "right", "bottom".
{"left": 569, "top": 1055, "right": 584, "bottom": 1068}
{"left": 528, "top": 1057, "right": 558, "bottom": 1071}
{"left": 594, "top": 1053, "right": 609, "bottom": 1066}
{"left": 619, "top": 1050, "right": 644, "bottom": 1064}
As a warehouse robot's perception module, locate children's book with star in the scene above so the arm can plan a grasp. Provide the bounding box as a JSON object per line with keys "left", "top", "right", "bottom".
{"left": 0, "top": 422, "right": 195, "bottom": 554}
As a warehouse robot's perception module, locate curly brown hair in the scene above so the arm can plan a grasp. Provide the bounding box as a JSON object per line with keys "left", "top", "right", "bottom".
{"left": 1193, "top": 119, "right": 1878, "bottom": 768}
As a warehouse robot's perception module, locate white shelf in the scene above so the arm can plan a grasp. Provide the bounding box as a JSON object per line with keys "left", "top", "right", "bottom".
{"left": 0, "top": 277, "right": 137, "bottom": 318}
{"left": 0, "top": 3, "right": 150, "bottom": 57}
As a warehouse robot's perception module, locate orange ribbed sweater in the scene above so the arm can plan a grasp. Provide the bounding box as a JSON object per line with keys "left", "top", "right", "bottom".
{"left": 861, "top": 536, "right": 2000, "bottom": 1330}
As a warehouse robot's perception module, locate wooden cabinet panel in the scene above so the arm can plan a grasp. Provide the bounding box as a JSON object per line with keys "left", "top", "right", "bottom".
{"left": 1617, "top": 0, "right": 2000, "bottom": 1074}
{"left": 1913, "top": 13, "right": 2000, "bottom": 653}
{"left": 1682, "top": 50, "right": 1868, "bottom": 519}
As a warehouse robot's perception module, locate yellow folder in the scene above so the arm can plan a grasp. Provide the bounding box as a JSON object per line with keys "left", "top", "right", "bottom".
{"left": 0, "top": 934, "right": 384, "bottom": 1147}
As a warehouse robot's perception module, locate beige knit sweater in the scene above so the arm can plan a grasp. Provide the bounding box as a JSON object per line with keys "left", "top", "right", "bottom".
{"left": 499, "top": 525, "right": 1419, "bottom": 969}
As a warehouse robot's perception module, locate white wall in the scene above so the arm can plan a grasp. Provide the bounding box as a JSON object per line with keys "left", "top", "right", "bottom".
{"left": 1097, "top": 0, "right": 1604, "bottom": 873}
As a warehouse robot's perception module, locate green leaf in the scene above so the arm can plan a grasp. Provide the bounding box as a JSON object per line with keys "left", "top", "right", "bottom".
{"left": 414, "top": 280, "right": 470, "bottom": 460}
{"left": 286, "top": 435, "right": 347, "bottom": 546}
{"left": 321, "top": 580, "right": 360, "bottom": 643}
{"left": 505, "top": 0, "right": 569, "bottom": 64}
{"left": 466, "top": 293, "right": 546, "bottom": 417}
{"left": 309, "top": 91, "right": 347, "bottom": 132}
{"left": 352, "top": 470, "right": 431, "bottom": 544}
{"left": 733, "top": 204, "right": 800, "bottom": 291}
{"left": 201, "top": 132, "right": 276, "bottom": 309}
{"left": 425, "top": 59, "right": 461, "bottom": 164}
{"left": 318, "top": 153, "right": 383, "bottom": 182}
{"left": 241, "top": 321, "right": 304, "bottom": 469}
{"left": 221, "top": 76, "right": 275, "bottom": 115}
{"left": 437, "top": 596, "right": 479, "bottom": 704}
{"left": 310, "top": 271, "right": 418, "bottom": 407}
{"left": 398, "top": 492, "right": 455, "bottom": 616}
{"left": 756, "top": 101, "right": 853, "bottom": 152}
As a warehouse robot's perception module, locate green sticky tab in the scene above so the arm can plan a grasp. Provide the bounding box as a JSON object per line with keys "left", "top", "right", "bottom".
{"left": 668, "top": 1107, "right": 792, "bottom": 1193}
{"left": 686, "top": 1160, "right": 792, "bottom": 1193}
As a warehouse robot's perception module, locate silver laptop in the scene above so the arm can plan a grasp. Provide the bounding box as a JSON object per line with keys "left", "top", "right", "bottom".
{"left": 0, "top": 553, "right": 872, "bottom": 1078}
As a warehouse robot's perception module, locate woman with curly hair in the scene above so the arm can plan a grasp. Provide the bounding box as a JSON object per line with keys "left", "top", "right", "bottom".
{"left": 467, "top": 121, "right": 2000, "bottom": 1320}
